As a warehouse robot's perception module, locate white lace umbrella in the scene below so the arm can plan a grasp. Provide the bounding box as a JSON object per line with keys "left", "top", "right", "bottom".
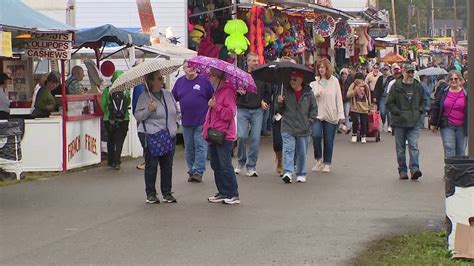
{"left": 417, "top": 67, "right": 448, "bottom": 76}
{"left": 109, "top": 59, "right": 183, "bottom": 93}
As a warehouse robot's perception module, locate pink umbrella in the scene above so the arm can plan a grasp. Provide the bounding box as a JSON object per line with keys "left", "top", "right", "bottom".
{"left": 187, "top": 55, "right": 257, "bottom": 93}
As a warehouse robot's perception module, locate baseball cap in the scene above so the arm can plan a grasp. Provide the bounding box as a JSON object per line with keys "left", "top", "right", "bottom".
{"left": 404, "top": 65, "right": 415, "bottom": 72}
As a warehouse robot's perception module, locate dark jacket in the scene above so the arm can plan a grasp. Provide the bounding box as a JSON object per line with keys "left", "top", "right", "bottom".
{"left": 430, "top": 86, "right": 468, "bottom": 136}
{"left": 237, "top": 75, "right": 271, "bottom": 109}
{"left": 339, "top": 76, "right": 353, "bottom": 103}
{"left": 385, "top": 80, "right": 425, "bottom": 128}
{"left": 275, "top": 85, "right": 318, "bottom": 136}
{"left": 373, "top": 75, "right": 394, "bottom": 101}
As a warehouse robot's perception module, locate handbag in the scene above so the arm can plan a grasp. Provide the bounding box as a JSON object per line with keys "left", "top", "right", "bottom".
{"left": 143, "top": 94, "right": 174, "bottom": 157}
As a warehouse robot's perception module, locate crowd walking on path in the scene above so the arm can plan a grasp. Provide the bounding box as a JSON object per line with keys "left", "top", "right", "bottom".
{"left": 99, "top": 52, "right": 468, "bottom": 205}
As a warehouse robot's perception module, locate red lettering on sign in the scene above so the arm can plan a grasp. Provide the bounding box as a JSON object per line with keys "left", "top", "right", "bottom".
{"left": 85, "top": 134, "right": 97, "bottom": 155}
{"left": 67, "top": 136, "right": 81, "bottom": 162}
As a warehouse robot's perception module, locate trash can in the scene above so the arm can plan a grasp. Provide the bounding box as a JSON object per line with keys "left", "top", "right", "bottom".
{"left": 444, "top": 156, "right": 474, "bottom": 252}
{"left": 0, "top": 120, "right": 24, "bottom": 180}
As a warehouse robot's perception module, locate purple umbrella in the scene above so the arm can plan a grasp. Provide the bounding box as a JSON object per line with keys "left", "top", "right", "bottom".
{"left": 187, "top": 55, "right": 257, "bottom": 93}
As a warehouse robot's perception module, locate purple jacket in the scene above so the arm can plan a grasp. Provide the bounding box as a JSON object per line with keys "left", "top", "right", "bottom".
{"left": 202, "top": 82, "right": 236, "bottom": 142}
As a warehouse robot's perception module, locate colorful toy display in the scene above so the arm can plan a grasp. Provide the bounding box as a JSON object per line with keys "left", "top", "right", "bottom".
{"left": 249, "top": 6, "right": 265, "bottom": 64}
{"left": 224, "top": 19, "right": 250, "bottom": 55}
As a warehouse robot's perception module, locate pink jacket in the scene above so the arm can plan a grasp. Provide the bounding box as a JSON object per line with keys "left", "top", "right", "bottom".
{"left": 202, "top": 82, "right": 236, "bottom": 142}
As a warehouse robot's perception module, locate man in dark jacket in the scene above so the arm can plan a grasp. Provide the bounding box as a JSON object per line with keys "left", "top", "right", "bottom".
{"left": 386, "top": 65, "right": 426, "bottom": 180}
{"left": 373, "top": 65, "right": 394, "bottom": 126}
{"left": 234, "top": 52, "right": 272, "bottom": 177}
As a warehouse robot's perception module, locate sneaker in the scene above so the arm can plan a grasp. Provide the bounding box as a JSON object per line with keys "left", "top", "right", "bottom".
{"left": 296, "top": 176, "right": 306, "bottom": 183}
{"left": 136, "top": 162, "right": 145, "bottom": 170}
{"left": 234, "top": 164, "right": 244, "bottom": 174}
{"left": 189, "top": 173, "right": 203, "bottom": 183}
{"left": 312, "top": 159, "right": 323, "bottom": 171}
{"left": 399, "top": 172, "right": 409, "bottom": 180}
{"left": 387, "top": 127, "right": 392, "bottom": 133}
{"left": 411, "top": 170, "right": 422, "bottom": 180}
{"left": 246, "top": 169, "right": 259, "bottom": 177}
{"left": 351, "top": 135, "right": 357, "bottom": 143}
{"left": 223, "top": 197, "right": 241, "bottom": 205}
{"left": 146, "top": 194, "right": 160, "bottom": 204}
{"left": 361, "top": 137, "right": 367, "bottom": 144}
{"left": 322, "top": 164, "right": 331, "bottom": 173}
{"left": 163, "top": 193, "right": 177, "bottom": 203}
{"left": 282, "top": 173, "right": 292, "bottom": 184}
{"left": 208, "top": 193, "right": 226, "bottom": 203}
{"left": 113, "top": 164, "right": 121, "bottom": 170}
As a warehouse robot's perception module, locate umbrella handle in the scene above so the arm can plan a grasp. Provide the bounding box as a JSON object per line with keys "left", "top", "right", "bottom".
{"left": 280, "top": 83, "right": 283, "bottom": 96}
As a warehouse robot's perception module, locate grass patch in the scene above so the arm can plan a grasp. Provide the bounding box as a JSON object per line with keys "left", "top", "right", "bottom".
{"left": 354, "top": 231, "right": 473, "bottom": 265}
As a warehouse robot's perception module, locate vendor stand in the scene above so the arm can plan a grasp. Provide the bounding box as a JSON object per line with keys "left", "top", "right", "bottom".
{"left": 0, "top": 0, "right": 102, "bottom": 172}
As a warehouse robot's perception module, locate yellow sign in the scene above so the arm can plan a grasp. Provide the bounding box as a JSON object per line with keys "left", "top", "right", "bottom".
{"left": 0, "top": 31, "right": 13, "bottom": 58}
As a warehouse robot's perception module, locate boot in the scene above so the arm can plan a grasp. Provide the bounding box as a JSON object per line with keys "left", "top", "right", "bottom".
{"left": 275, "top": 151, "right": 283, "bottom": 176}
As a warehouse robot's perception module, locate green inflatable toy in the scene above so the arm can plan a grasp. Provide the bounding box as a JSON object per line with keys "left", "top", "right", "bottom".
{"left": 224, "top": 19, "right": 250, "bottom": 55}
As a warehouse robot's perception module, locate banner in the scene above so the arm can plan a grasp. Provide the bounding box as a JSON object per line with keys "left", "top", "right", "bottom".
{"left": 0, "top": 31, "right": 13, "bottom": 58}
{"left": 136, "top": 0, "right": 156, "bottom": 33}
{"left": 25, "top": 33, "right": 72, "bottom": 60}
{"left": 313, "top": 14, "right": 336, "bottom": 38}
{"left": 332, "top": 21, "right": 351, "bottom": 48}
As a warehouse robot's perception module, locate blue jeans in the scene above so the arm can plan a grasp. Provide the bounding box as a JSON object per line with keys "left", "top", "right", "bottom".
{"left": 343, "top": 101, "right": 351, "bottom": 129}
{"left": 182, "top": 125, "right": 207, "bottom": 175}
{"left": 393, "top": 127, "right": 420, "bottom": 174}
{"left": 237, "top": 107, "right": 264, "bottom": 170}
{"left": 209, "top": 141, "right": 239, "bottom": 198}
{"left": 311, "top": 119, "right": 338, "bottom": 165}
{"left": 440, "top": 124, "right": 467, "bottom": 158}
{"left": 282, "top": 133, "right": 309, "bottom": 177}
{"left": 261, "top": 108, "right": 271, "bottom": 134}
{"left": 379, "top": 96, "right": 391, "bottom": 126}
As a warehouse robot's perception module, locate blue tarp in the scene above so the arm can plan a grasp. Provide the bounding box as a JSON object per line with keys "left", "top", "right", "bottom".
{"left": 0, "top": 0, "right": 74, "bottom": 32}
{"left": 74, "top": 24, "right": 150, "bottom": 48}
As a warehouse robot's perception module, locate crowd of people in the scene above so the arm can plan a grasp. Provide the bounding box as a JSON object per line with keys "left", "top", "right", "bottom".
{"left": 1, "top": 53, "right": 467, "bottom": 206}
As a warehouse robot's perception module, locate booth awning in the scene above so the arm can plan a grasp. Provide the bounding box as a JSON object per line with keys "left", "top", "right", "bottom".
{"left": 0, "top": 0, "right": 74, "bottom": 32}
{"left": 74, "top": 24, "right": 151, "bottom": 49}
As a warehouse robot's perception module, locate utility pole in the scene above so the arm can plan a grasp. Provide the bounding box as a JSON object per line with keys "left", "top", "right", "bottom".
{"left": 468, "top": 0, "right": 474, "bottom": 156}
{"left": 453, "top": 0, "right": 457, "bottom": 44}
{"left": 407, "top": 0, "right": 413, "bottom": 39}
{"left": 391, "top": 0, "right": 397, "bottom": 35}
{"left": 431, "top": 0, "right": 435, "bottom": 37}
{"left": 417, "top": 8, "right": 421, "bottom": 38}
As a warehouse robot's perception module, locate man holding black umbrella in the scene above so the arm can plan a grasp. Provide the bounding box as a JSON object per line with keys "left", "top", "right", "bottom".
{"left": 234, "top": 52, "right": 272, "bottom": 177}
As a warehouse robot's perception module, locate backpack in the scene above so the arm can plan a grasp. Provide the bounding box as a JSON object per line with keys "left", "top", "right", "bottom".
{"left": 109, "top": 91, "right": 128, "bottom": 122}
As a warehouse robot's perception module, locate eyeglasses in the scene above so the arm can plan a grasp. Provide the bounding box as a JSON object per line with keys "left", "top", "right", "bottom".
{"left": 290, "top": 78, "right": 297, "bottom": 81}
{"left": 406, "top": 71, "right": 415, "bottom": 74}
{"left": 450, "top": 77, "right": 459, "bottom": 81}
{"left": 155, "top": 77, "right": 164, "bottom": 81}
{"left": 382, "top": 68, "right": 389, "bottom": 71}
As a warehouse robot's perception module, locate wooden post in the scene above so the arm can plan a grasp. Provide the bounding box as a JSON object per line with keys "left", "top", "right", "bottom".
{"left": 453, "top": 0, "right": 457, "bottom": 44}
{"left": 431, "top": 0, "right": 435, "bottom": 37}
{"left": 391, "top": 0, "right": 397, "bottom": 35}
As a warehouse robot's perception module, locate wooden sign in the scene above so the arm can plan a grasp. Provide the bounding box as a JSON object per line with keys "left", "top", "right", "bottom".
{"left": 136, "top": 0, "right": 156, "bottom": 33}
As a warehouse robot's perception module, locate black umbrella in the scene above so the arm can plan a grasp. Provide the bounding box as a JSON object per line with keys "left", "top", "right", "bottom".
{"left": 252, "top": 61, "right": 315, "bottom": 85}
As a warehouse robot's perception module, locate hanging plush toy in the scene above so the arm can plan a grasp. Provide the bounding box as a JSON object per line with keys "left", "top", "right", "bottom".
{"left": 189, "top": 24, "right": 206, "bottom": 48}
{"left": 224, "top": 19, "right": 250, "bottom": 55}
{"left": 264, "top": 9, "right": 275, "bottom": 26}
{"left": 249, "top": 6, "right": 265, "bottom": 64}
{"left": 264, "top": 27, "right": 276, "bottom": 47}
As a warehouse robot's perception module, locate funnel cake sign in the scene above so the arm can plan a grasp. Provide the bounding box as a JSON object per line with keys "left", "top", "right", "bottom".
{"left": 313, "top": 14, "right": 336, "bottom": 38}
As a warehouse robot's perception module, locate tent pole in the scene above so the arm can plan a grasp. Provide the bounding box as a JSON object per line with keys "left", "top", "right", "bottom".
{"left": 61, "top": 59, "right": 68, "bottom": 171}
{"left": 468, "top": 1, "right": 474, "bottom": 156}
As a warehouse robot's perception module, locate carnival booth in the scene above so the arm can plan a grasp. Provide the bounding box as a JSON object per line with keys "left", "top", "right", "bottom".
{"left": 186, "top": 0, "right": 359, "bottom": 69}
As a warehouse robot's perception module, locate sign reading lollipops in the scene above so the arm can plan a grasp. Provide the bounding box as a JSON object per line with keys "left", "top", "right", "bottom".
{"left": 313, "top": 14, "right": 336, "bottom": 38}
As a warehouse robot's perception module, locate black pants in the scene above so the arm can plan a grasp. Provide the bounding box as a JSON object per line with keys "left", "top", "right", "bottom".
{"left": 105, "top": 121, "right": 129, "bottom": 166}
{"left": 272, "top": 119, "right": 282, "bottom": 152}
{"left": 0, "top": 111, "right": 9, "bottom": 119}
{"left": 144, "top": 137, "right": 176, "bottom": 197}
{"left": 351, "top": 112, "right": 368, "bottom": 137}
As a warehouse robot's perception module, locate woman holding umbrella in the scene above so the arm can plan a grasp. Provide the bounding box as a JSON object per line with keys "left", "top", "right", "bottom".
{"left": 134, "top": 70, "right": 180, "bottom": 204}
{"left": 203, "top": 67, "right": 240, "bottom": 205}
{"left": 310, "top": 58, "right": 345, "bottom": 173}
{"left": 275, "top": 70, "right": 318, "bottom": 183}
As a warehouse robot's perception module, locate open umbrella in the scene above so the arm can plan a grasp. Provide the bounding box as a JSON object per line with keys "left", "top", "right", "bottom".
{"left": 109, "top": 59, "right": 182, "bottom": 93}
{"left": 380, "top": 51, "right": 407, "bottom": 64}
{"left": 252, "top": 61, "right": 315, "bottom": 85}
{"left": 417, "top": 67, "right": 448, "bottom": 76}
{"left": 187, "top": 55, "right": 257, "bottom": 93}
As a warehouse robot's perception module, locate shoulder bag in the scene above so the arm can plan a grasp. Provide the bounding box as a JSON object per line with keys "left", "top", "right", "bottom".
{"left": 143, "top": 94, "right": 174, "bottom": 157}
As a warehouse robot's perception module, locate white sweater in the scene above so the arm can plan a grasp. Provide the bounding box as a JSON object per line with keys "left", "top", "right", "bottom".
{"left": 309, "top": 76, "right": 345, "bottom": 124}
